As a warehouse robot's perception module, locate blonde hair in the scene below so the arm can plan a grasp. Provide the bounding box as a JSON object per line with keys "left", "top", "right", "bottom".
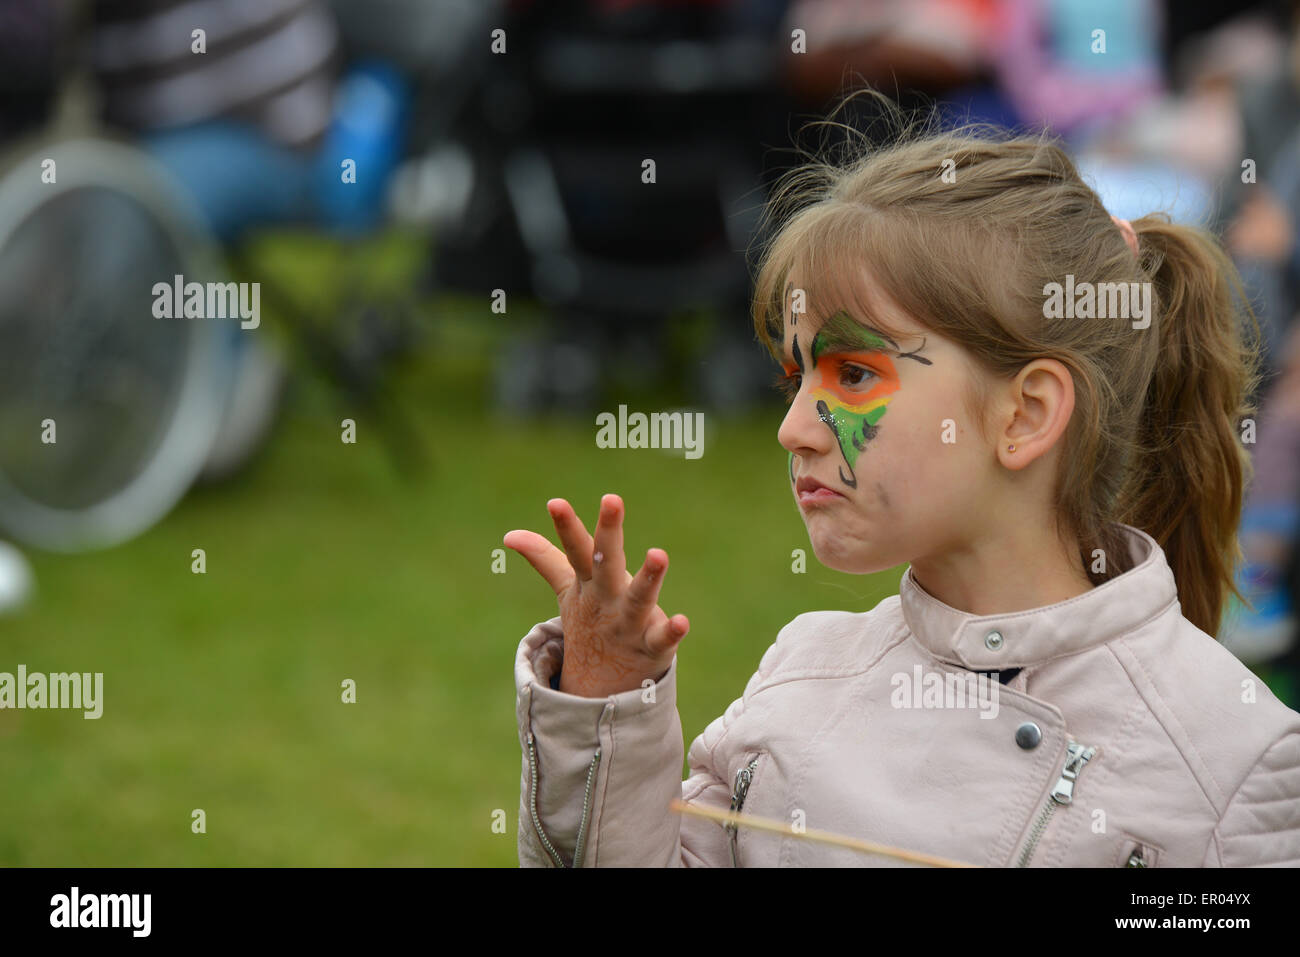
{"left": 750, "top": 90, "right": 1265, "bottom": 636}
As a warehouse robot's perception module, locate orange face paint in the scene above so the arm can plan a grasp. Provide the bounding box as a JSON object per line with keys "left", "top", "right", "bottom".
{"left": 785, "top": 309, "right": 930, "bottom": 489}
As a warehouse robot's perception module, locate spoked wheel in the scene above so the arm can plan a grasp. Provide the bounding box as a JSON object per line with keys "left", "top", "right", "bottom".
{"left": 0, "top": 138, "right": 232, "bottom": 551}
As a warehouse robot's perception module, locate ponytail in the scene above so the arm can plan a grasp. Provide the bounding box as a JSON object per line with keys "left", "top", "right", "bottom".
{"left": 1116, "top": 214, "right": 1267, "bottom": 636}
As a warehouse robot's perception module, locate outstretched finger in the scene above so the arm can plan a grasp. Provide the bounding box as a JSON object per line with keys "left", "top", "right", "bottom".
{"left": 547, "top": 498, "right": 595, "bottom": 581}
{"left": 622, "top": 548, "right": 669, "bottom": 629}
{"left": 591, "top": 494, "right": 628, "bottom": 592}
{"left": 503, "top": 529, "right": 576, "bottom": 597}
{"left": 645, "top": 612, "right": 689, "bottom": 658}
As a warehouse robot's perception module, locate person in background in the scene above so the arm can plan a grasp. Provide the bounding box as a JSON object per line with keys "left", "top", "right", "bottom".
{"left": 1216, "top": 6, "right": 1300, "bottom": 689}
{"left": 90, "top": 0, "right": 341, "bottom": 240}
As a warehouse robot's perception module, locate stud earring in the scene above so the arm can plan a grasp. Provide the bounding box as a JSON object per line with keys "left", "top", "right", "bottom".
{"left": 1008, "top": 444, "right": 1016, "bottom": 452}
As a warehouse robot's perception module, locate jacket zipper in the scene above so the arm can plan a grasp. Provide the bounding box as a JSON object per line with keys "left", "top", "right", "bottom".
{"left": 526, "top": 731, "right": 601, "bottom": 868}
{"left": 571, "top": 746, "right": 602, "bottom": 868}
{"left": 1016, "top": 739, "right": 1097, "bottom": 867}
{"left": 726, "top": 755, "right": 761, "bottom": 867}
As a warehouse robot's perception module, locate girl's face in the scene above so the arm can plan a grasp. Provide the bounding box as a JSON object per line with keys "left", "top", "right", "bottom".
{"left": 777, "top": 280, "right": 998, "bottom": 575}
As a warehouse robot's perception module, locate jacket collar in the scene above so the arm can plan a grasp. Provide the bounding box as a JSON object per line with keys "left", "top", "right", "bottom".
{"left": 898, "top": 523, "right": 1179, "bottom": 670}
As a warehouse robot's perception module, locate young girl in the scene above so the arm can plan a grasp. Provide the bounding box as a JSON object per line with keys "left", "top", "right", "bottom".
{"left": 502, "top": 95, "right": 1300, "bottom": 867}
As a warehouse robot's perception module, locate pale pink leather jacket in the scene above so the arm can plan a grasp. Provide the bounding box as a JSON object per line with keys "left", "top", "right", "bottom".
{"left": 513, "top": 524, "right": 1300, "bottom": 866}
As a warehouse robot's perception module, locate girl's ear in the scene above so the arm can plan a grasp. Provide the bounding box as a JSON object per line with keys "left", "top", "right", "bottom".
{"left": 999, "top": 359, "right": 1075, "bottom": 470}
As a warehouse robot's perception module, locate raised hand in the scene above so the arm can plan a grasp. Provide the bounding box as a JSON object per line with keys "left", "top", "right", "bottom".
{"left": 504, "top": 494, "right": 690, "bottom": 698}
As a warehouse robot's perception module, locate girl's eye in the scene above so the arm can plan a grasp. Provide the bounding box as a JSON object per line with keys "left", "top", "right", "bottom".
{"left": 840, "top": 363, "right": 877, "bottom": 389}
{"left": 773, "top": 370, "right": 801, "bottom": 403}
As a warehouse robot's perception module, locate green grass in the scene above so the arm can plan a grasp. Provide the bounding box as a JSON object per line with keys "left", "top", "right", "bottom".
{"left": 0, "top": 232, "right": 891, "bottom": 865}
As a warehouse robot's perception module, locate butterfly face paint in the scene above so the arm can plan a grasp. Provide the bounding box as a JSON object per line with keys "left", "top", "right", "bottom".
{"left": 786, "top": 309, "right": 932, "bottom": 491}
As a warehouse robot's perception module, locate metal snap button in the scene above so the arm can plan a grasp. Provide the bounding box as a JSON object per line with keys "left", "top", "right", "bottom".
{"left": 1015, "top": 722, "right": 1042, "bottom": 750}
{"left": 984, "top": 630, "right": 1004, "bottom": 651}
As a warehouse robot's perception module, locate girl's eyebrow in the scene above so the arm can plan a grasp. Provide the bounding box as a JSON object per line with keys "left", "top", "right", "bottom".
{"left": 810, "top": 313, "right": 895, "bottom": 363}
{"left": 781, "top": 309, "right": 933, "bottom": 369}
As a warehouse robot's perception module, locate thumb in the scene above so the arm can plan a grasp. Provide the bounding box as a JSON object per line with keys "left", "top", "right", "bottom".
{"left": 503, "top": 530, "right": 577, "bottom": 597}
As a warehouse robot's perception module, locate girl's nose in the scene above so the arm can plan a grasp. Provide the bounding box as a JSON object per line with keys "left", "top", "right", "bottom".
{"left": 778, "top": 391, "right": 833, "bottom": 460}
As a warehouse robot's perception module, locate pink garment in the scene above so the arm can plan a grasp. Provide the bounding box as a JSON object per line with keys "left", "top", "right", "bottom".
{"left": 989, "top": 0, "right": 1162, "bottom": 136}
{"left": 514, "top": 523, "right": 1300, "bottom": 866}
{"left": 1246, "top": 404, "right": 1300, "bottom": 507}
{"left": 1245, "top": 361, "right": 1300, "bottom": 509}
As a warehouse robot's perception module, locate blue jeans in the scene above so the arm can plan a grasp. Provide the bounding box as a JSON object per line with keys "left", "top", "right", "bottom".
{"left": 142, "top": 120, "right": 320, "bottom": 244}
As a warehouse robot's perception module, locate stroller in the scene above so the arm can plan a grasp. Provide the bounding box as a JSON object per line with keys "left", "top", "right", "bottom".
{"left": 430, "top": 0, "right": 794, "bottom": 414}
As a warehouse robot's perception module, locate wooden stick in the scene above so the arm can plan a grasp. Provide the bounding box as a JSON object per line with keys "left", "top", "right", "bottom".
{"left": 669, "top": 799, "right": 978, "bottom": 868}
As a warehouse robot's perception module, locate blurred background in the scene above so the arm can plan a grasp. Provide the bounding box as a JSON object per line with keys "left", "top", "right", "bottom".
{"left": 0, "top": 0, "right": 1298, "bottom": 865}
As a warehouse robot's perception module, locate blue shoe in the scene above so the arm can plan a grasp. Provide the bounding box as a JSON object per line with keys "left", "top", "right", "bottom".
{"left": 1219, "top": 560, "right": 1296, "bottom": 664}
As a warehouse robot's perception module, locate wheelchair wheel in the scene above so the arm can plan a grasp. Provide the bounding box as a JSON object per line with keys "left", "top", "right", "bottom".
{"left": 0, "top": 138, "right": 232, "bottom": 551}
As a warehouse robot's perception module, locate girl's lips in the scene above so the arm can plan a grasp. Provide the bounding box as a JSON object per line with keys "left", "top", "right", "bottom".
{"left": 798, "top": 486, "right": 844, "bottom": 507}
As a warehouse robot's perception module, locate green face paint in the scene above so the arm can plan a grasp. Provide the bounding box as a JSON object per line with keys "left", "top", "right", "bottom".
{"left": 781, "top": 309, "right": 933, "bottom": 491}
{"left": 805, "top": 310, "right": 925, "bottom": 489}
{"left": 809, "top": 309, "right": 892, "bottom": 364}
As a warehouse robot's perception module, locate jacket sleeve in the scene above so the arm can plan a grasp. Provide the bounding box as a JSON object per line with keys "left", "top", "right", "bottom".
{"left": 514, "top": 615, "right": 786, "bottom": 867}
{"left": 1203, "top": 730, "right": 1300, "bottom": 866}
